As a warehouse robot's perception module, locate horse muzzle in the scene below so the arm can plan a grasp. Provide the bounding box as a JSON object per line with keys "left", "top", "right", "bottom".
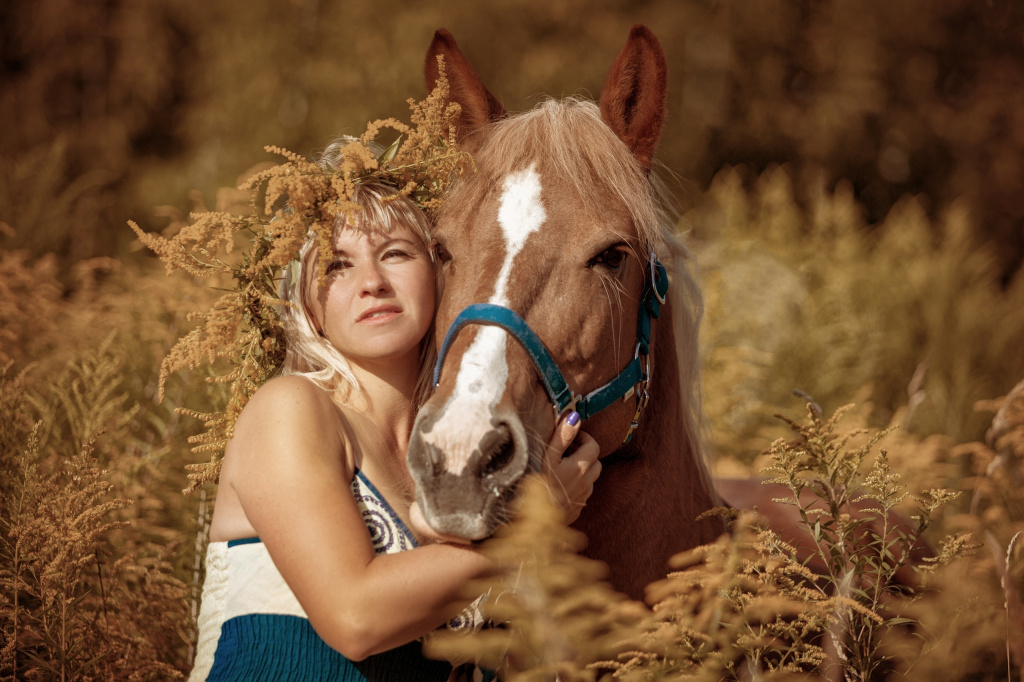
{"left": 406, "top": 401, "right": 530, "bottom": 540}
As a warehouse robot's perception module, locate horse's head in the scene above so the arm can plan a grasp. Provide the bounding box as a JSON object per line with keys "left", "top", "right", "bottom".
{"left": 407, "top": 26, "right": 679, "bottom": 539}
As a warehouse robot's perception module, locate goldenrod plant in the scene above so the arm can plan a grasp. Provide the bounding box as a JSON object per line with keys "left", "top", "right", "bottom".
{"left": 0, "top": 359, "right": 192, "bottom": 680}
{"left": 428, "top": 400, "right": 980, "bottom": 681}
{"left": 759, "top": 399, "right": 968, "bottom": 680}
{"left": 0, "top": 244, "right": 213, "bottom": 678}
{"left": 425, "top": 476, "right": 651, "bottom": 682}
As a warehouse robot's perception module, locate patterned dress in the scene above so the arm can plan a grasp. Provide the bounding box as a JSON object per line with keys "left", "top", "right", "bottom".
{"left": 187, "top": 470, "right": 454, "bottom": 682}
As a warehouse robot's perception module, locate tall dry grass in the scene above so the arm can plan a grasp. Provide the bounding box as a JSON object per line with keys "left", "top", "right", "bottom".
{"left": 696, "top": 165, "right": 1024, "bottom": 464}
{"left": 0, "top": 246, "right": 218, "bottom": 679}
{"left": 427, "top": 394, "right": 1018, "bottom": 680}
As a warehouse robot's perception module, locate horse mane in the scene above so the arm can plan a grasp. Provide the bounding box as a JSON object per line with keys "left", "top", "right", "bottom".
{"left": 447, "top": 97, "right": 715, "bottom": 492}
{"left": 661, "top": 215, "right": 716, "bottom": 498}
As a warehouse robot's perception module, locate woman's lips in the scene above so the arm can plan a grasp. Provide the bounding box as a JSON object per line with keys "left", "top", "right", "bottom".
{"left": 357, "top": 306, "right": 401, "bottom": 323}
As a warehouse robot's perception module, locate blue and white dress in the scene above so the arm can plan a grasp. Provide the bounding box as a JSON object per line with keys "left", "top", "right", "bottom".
{"left": 188, "top": 471, "right": 455, "bottom": 682}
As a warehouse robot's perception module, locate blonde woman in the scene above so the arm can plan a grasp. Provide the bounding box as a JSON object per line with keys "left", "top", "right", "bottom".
{"left": 188, "top": 146, "right": 602, "bottom": 681}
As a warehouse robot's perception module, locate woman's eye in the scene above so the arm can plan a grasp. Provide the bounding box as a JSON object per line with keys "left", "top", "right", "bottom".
{"left": 325, "top": 260, "right": 349, "bottom": 274}
{"left": 430, "top": 239, "right": 452, "bottom": 265}
{"left": 589, "top": 246, "right": 629, "bottom": 271}
{"left": 383, "top": 249, "right": 410, "bottom": 260}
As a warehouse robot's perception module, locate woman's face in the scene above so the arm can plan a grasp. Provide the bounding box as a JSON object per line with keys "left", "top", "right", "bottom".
{"left": 307, "top": 223, "right": 435, "bottom": 369}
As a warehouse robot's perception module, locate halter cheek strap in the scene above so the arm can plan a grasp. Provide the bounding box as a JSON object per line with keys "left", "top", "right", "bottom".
{"left": 432, "top": 253, "right": 669, "bottom": 444}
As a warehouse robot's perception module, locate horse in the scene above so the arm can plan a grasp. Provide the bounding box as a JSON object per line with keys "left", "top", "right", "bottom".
{"left": 405, "top": 26, "right": 727, "bottom": 601}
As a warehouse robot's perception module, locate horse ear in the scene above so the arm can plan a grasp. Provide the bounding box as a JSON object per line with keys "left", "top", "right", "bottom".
{"left": 599, "top": 25, "right": 668, "bottom": 172}
{"left": 426, "top": 29, "right": 506, "bottom": 140}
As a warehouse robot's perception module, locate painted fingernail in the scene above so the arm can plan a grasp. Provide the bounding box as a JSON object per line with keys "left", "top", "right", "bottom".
{"left": 566, "top": 411, "right": 580, "bottom": 427}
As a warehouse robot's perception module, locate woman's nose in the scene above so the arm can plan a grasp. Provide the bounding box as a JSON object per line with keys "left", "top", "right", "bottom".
{"left": 358, "top": 262, "right": 390, "bottom": 295}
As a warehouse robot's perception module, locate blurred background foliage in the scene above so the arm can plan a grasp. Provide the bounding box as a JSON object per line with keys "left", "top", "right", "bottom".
{"left": 2, "top": 0, "right": 1023, "bottom": 677}
{"left": 3, "top": 0, "right": 1023, "bottom": 274}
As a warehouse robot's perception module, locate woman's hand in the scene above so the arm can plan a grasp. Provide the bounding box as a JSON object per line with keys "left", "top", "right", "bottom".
{"left": 542, "top": 411, "right": 602, "bottom": 524}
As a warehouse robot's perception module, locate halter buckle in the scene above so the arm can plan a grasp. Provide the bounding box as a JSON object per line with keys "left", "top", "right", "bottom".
{"left": 623, "top": 350, "right": 651, "bottom": 443}
{"left": 555, "top": 392, "right": 584, "bottom": 421}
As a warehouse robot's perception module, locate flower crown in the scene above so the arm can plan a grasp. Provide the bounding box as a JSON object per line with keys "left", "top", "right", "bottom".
{"left": 132, "top": 59, "right": 469, "bottom": 493}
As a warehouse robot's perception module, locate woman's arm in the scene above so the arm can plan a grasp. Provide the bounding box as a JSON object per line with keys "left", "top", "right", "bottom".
{"left": 228, "top": 378, "right": 602, "bottom": 660}
{"left": 227, "top": 376, "right": 490, "bottom": 661}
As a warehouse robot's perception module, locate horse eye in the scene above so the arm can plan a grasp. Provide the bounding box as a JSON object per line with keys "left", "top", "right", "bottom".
{"left": 589, "top": 246, "right": 628, "bottom": 271}
{"left": 430, "top": 239, "right": 452, "bottom": 265}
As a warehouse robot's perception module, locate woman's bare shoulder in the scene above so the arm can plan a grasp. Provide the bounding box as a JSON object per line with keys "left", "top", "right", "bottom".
{"left": 229, "top": 375, "right": 349, "bottom": 462}
{"left": 243, "top": 374, "right": 335, "bottom": 412}
{"left": 214, "top": 375, "right": 356, "bottom": 541}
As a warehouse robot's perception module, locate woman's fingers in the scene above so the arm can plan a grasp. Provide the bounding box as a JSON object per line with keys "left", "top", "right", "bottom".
{"left": 542, "top": 413, "right": 602, "bottom": 523}
{"left": 578, "top": 434, "right": 602, "bottom": 485}
{"left": 544, "top": 410, "right": 582, "bottom": 470}
{"left": 568, "top": 431, "right": 601, "bottom": 468}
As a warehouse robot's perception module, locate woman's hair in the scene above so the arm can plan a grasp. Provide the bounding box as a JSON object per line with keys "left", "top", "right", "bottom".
{"left": 277, "top": 138, "right": 439, "bottom": 407}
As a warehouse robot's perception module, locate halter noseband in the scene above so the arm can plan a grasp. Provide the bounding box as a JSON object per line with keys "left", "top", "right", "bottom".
{"left": 432, "top": 252, "right": 669, "bottom": 444}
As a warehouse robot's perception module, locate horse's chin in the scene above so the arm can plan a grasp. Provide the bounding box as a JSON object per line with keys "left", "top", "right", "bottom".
{"left": 411, "top": 466, "right": 524, "bottom": 541}
{"left": 416, "top": 496, "right": 505, "bottom": 541}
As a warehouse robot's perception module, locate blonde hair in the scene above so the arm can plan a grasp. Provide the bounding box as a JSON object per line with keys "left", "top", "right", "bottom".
{"left": 277, "top": 139, "right": 438, "bottom": 407}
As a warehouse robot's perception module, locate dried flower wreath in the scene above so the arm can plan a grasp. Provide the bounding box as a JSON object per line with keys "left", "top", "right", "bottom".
{"left": 131, "top": 59, "right": 470, "bottom": 493}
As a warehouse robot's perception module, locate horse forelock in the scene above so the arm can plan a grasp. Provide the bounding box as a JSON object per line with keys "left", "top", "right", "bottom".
{"left": 447, "top": 99, "right": 664, "bottom": 251}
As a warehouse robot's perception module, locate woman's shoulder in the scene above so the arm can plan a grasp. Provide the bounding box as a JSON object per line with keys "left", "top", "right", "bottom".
{"left": 215, "top": 376, "right": 361, "bottom": 544}
{"left": 232, "top": 375, "right": 351, "bottom": 452}
{"left": 246, "top": 374, "right": 335, "bottom": 410}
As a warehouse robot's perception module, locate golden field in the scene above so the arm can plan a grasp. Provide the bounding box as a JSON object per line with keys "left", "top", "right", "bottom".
{"left": 2, "top": 1, "right": 1023, "bottom": 678}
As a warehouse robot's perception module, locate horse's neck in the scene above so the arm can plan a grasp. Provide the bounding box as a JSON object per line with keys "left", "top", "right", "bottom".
{"left": 574, "top": 303, "right": 725, "bottom": 600}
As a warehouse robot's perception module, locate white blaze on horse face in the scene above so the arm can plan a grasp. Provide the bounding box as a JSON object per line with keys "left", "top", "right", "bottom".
{"left": 426, "top": 164, "right": 547, "bottom": 476}
{"left": 491, "top": 165, "right": 547, "bottom": 305}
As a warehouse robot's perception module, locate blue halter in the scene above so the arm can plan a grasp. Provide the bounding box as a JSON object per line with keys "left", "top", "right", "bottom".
{"left": 433, "top": 253, "right": 669, "bottom": 444}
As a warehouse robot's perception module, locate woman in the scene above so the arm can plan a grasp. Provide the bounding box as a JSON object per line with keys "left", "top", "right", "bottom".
{"left": 188, "top": 145, "right": 602, "bottom": 681}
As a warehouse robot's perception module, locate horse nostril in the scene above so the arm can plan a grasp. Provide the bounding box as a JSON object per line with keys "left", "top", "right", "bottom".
{"left": 426, "top": 442, "right": 446, "bottom": 477}
{"left": 480, "top": 425, "right": 516, "bottom": 477}
{"left": 409, "top": 430, "right": 446, "bottom": 478}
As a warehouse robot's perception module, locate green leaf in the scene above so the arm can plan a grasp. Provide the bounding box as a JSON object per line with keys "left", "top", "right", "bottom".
{"left": 377, "top": 135, "right": 403, "bottom": 167}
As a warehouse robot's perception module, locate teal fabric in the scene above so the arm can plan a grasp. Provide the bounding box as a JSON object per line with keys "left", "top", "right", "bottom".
{"left": 207, "top": 613, "right": 452, "bottom": 682}
{"left": 225, "top": 537, "right": 260, "bottom": 548}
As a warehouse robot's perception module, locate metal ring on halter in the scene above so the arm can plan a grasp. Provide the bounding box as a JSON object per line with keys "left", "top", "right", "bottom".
{"left": 555, "top": 392, "right": 583, "bottom": 421}
{"left": 622, "top": 342, "right": 652, "bottom": 443}
{"left": 649, "top": 251, "right": 666, "bottom": 305}
{"left": 632, "top": 339, "right": 653, "bottom": 374}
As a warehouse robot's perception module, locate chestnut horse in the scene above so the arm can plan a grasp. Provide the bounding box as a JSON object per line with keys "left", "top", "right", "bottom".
{"left": 406, "top": 26, "right": 726, "bottom": 600}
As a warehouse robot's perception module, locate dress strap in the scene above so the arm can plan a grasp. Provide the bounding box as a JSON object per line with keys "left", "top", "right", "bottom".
{"left": 351, "top": 469, "right": 417, "bottom": 553}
